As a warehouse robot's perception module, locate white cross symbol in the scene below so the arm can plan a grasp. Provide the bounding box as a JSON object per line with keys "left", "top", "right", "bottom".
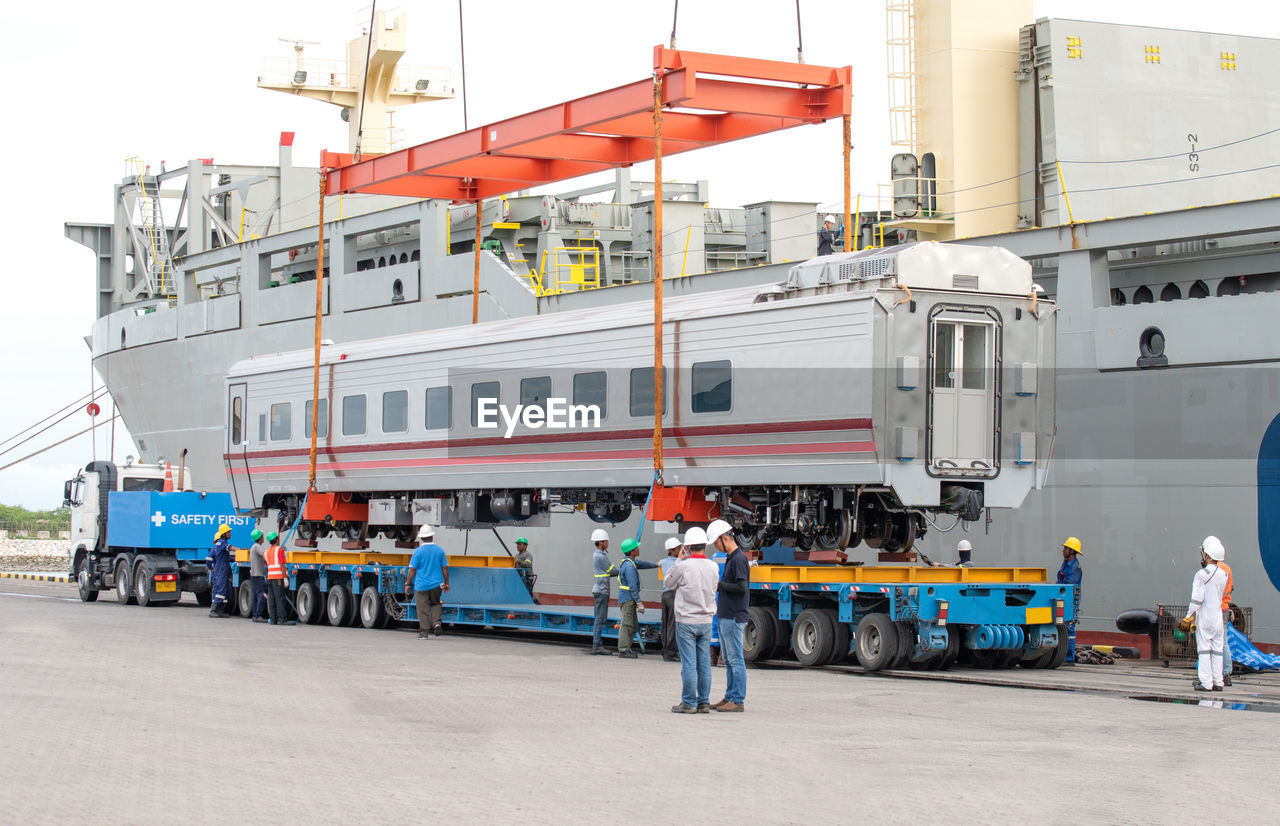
{"left": 151, "top": 511, "right": 165, "bottom": 527}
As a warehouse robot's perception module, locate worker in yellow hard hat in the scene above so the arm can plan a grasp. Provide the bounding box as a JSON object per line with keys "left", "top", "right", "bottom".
{"left": 206, "top": 524, "right": 235, "bottom": 618}
{"left": 1056, "top": 537, "right": 1083, "bottom": 663}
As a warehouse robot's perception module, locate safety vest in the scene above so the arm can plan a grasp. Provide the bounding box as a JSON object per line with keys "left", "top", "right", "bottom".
{"left": 265, "top": 545, "right": 287, "bottom": 580}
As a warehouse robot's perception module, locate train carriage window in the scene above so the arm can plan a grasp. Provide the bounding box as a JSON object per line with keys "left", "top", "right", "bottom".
{"left": 629, "top": 367, "right": 667, "bottom": 417}
{"left": 573, "top": 371, "right": 608, "bottom": 419}
{"left": 382, "top": 390, "right": 409, "bottom": 433}
{"left": 231, "top": 397, "right": 243, "bottom": 445}
{"left": 471, "top": 381, "right": 501, "bottom": 427}
{"left": 342, "top": 394, "right": 367, "bottom": 436}
{"left": 961, "top": 325, "right": 988, "bottom": 390}
{"left": 426, "top": 386, "right": 452, "bottom": 430}
{"left": 304, "top": 399, "right": 329, "bottom": 439}
{"left": 520, "top": 376, "right": 552, "bottom": 414}
{"left": 691, "top": 361, "right": 732, "bottom": 413}
{"left": 269, "top": 402, "right": 291, "bottom": 441}
{"left": 934, "top": 323, "right": 956, "bottom": 389}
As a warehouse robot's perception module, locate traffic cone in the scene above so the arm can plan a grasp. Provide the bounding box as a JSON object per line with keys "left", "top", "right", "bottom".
{"left": 163, "top": 462, "right": 174, "bottom": 491}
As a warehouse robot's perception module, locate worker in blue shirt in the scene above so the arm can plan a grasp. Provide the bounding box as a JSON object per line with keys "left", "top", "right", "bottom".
{"left": 1056, "top": 537, "right": 1084, "bottom": 663}
{"left": 817, "top": 214, "right": 842, "bottom": 255}
{"left": 206, "top": 524, "right": 233, "bottom": 618}
{"left": 588, "top": 528, "right": 619, "bottom": 655}
{"left": 617, "top": 538, "right": 660, "bottom": 658}
{"left": 407, "top": 524, "right": 450, "bottom": 639}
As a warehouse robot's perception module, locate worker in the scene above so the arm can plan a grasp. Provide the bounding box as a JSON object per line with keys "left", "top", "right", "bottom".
{"left": 263, "top": 531, "right": 292, "bottom": 625}
{"left": 206, "top": 524, "right": 233, "bottom": 618}
{"left": 708, "top": 519, "right": 749, "bottom": 712}
{"left": 407, "top": 524, "right": 450, "bottom": 639}
{"left": 1219, "top": 546, "right": 1235, "bottom": 687}
{"left": 248, "top": 528, "right": 268, "bottom": 623}
{"left": 616, "top": 538, "right": 660, "bottom": 658}
{"left": 588, "top": 528, "right": 619, "bottom": 655}
{"left": 1056, "top": 537, "right": 1083, "bottom": 663}
{"left": 1179, "top": 536, "right": 1229, "bottom": 692}
{"left": 513, "top": 536, "right": 536, "bottom": 594}
{"left": 817, "top": 214, "right": 841, "bottom": 255}
{"left": 664, "top": 526, "right": 719, "bottom": 713}
{"left": 956, "top": 539, "right": 973, "bottom": 567}
{"left": 659, "top": 537, "right": 682, "bottom": 661}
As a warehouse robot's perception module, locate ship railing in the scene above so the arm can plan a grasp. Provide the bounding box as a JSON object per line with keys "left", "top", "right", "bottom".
{"left": 256, "top": 57, "right": 452, "bottom": 98}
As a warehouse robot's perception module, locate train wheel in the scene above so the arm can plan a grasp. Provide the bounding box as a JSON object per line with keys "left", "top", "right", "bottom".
{"left": 295, "top": 582, "right": 323, "bottom": 624}
{"left": 114, "top": 559, "right": 135, "bottom": 605}
{"left": 881, "top": 515, "right": 917, "bottom": 554}
{"left": 743, "top": 606, "right": 775, "bottom": 662}
{"left": 791, "top": 609, "right": 836, "bottom": 667}
{"left": 814, "top": 510, "right": 853, "bottom": 551}
{"left": 296, "top": 521, "right": 316, "bottom": 541}
{"left": 76, "top": 558, "right": 98, "bottom": 603}
{"left": 326, "top": 584, "right": 354, "bottom": 626}
{"left": 341, "top": 522, "right": 367, "bottom": 543}
{"left": 733, "top": 528, "right": 760, "bottom": 551}
{"left": 359, "top": 588, "right": 386, "bottom": 629}
{"left": 854, "top": 613, "right": 898, "bottom": 672}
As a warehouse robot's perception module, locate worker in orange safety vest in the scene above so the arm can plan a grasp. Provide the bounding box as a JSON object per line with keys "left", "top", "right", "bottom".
{"left": 264, "top": 532, "right": 293, "bottom": 625}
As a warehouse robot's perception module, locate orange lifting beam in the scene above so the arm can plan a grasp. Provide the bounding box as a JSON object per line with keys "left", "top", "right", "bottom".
{"left": 322, "top": 46, "right": 852, "bottom": 200}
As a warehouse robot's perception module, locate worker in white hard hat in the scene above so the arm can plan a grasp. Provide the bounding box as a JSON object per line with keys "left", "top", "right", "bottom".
{"left": 588, "top": 528, "right": 619, "bottom": 655}
{"left": 956, "top": 539, "right": 974, "bottom": 567}
{"left": 1179, "top": 536, "right": 1229, "bottom": 692}
{"left": 817, "top": 214, "right": 842, "bottom": 256}
{"left": 659, "top": 536, "right": 684, "bottom": 661}
{"left": 707, "top": 519, "right": 749, "bottom": 712}
{"left": 407, "top": 524, "right": 450, "bottom": 639}
{"left": 664, "top": 526, "right": 720, "bottom": 713}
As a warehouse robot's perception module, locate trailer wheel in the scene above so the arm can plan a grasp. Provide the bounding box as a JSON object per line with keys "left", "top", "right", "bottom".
{"left": 359, "top": 587, "right": 386, "bottom": 629}
{"left": 114, "top": 559, "right": 135, "bottom": 605}
{"left": 892, "top": 622, "right": 915, "bottom": 669}
{"left": 238, "top": 581, "right": 254, "bottom": 618}
{"left": 824, "top": 610, "right": 851, "bottom": 664}
{"left": 326, "top": 584, "right": 354, "bottom": 627}
{"left": 939, "top": 627, "right": 960, "bottom": 670}
{"left": 770, "top": 616, "right": 791, "bottom": 659}
{"left": 134, "top": 560, "right": 154, "bottom": 607}
{"left": 791, "top": 609, "right": 836, "bottom": 667}
{"left": 743, "top": 606, "right": 775, "bottom": 662}
{"left": 854, "top": 613, "right": 899, "bottom": 672}
{"left": 295, "top": 582, "right": 323, "bottom": 625}
{"left": 1034, "top": 625, "right": 1070, "bottom": 669}
{"left": 76, "top": 557, "right": 98, "bottom": 603}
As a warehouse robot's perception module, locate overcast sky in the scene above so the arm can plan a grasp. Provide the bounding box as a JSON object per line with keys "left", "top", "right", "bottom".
{"left": 0, "top": 0, "right": 1276, "bottom": 509}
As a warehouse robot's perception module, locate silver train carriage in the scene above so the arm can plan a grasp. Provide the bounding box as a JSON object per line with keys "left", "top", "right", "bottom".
{"left": 224, "top": 242, "right": 1055, "bottom": 553}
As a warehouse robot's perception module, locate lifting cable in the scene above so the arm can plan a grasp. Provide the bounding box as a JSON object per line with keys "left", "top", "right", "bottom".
{"left": 669, "top": 0, "right": 679, "bottom": 48}
{"left": 352, "top": 0, "right": 378, "bottom": 163}
{"left": 0, "top": 388, "right": 107, "bottom": 460}
{"left": 307, "top": 168, "right": 326, "bottom": 492}
{"left": 459, "top": 0, "right": 470, "bottom": 130}
{"left": 0, "top": 414, "right": 119, "bottom": 474}
{"left": 633, "top": 471, "right": 661, "bottom": 546}
{"left": 795, "top": 0, "right": 804, "bottom": 64}
{"left": 652, "top": 69, "right": 665, "bottom": 479}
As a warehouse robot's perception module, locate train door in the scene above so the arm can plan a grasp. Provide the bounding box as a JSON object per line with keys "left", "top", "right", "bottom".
{"left": 227, "top": 382, "right": 252, "bottom": 510}
{"left": 929, "top": 314, "right": 997, "bottom": 472}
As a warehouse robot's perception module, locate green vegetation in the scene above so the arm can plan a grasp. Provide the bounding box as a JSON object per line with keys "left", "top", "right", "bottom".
{"left": 0, "top": 503, "right": 71, "bottom": 536}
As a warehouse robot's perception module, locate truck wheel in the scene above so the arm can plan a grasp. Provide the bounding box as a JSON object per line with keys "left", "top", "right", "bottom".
{"left": 854, "top": 613, "right": 899, "bottom": 672}
{"left": 743, "top": 606, "right": 775, "bottom": 662}
{"left": 134, "top": 560, "right": 154, "bottom": 607}
{"left": 114, "top": 559, "right": 135, "bottom": 605}
{"left": 823, "top": 609, "right": 851, "bottom": 664}
{"left": 791, "top": 609, "right": 836, "bottom": 667}
{"left": 1035, "top": 626, "right": 1070, "bottom": 669}
{"left": 939, "top": 627, "right": 960, "bottom": 670}
{"left": 770, "top": 617, "right": 791, "bottom": 658}
{"left": 295, "top": 582, "right": 322, "bottom": 624}
{"left": 195, "top": 590, "right": 212, "bottom": 607}
{"left": 326, "top": 584, "right": 354, "bottom": 627}
{"left": 892, "top": 622, "right": 915, "bottom": 669}
{"left": 359, "top": 587, "right": 386, "bottom": 629}
{"left": 238, "top": 581, "right": 253, "bottom": 618}
{"left": 76, "top": 557, "right": 98, "bottom": 603}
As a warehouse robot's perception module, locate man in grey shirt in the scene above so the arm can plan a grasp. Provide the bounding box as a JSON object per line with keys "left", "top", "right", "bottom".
{"left": 247, "top": 529, "right": 268, "bottom": 623}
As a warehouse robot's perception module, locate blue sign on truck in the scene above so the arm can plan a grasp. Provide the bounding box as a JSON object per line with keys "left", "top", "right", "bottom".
{"left": 106, "top": 491, "right": 256, "bottom": 550}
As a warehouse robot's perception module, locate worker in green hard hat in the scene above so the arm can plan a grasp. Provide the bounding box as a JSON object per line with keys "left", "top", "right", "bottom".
{"left": 248, "top": 528, "right": 269, "bottom": 623}
{"left": 616, "top": 538, "right": 660, "bottom": 658}
{"left": 513, "top": 536, "right": 537, "bottom": 596}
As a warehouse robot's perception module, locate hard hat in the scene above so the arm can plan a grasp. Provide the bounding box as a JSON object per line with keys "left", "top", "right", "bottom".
{"left": 266, "top": 531, "right": 279, "bottom": 543}
{"left": 250, "top": 529, "right": 263, "bottom": 542}
{"left": 515, "top": 537, "right": 529, "bottom": 545}
{"left": 823, "top": 214, "right": 837, "bottom": 224}
{"left": 621, "top": 538, "right": 639, "bottom": 554}
{"left": 706, "top": 519, "right": 733, "bottom": 544}
{"left": 591, "top": 528, "right": 609, "bottom": 543}
{"left": 1202, "top": 536, "right": 1225, "bottom": 561}
{"left": 683, "top": 526, "right": 708, "bottom": 546}
{"left": 957, "top": 539, "right": 972, "bottom": 552}
{"left": 418, "top": 524, "right": 435, "bottom": 539}
{"left": 1063, "top": 536, "right": 1082, "bottom": 554}
{"left": 216, "top": 524, "right": 231, "bottom": 537}
{"left": 664, "top": 537, "right": 683, "bottom": 552}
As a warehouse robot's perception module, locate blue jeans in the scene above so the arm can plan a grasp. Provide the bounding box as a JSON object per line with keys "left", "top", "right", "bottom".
{"left": 719, "top": 618, "right": 747, "bottom": 704}
{"left": 591, "top": 591, "right": 609, "bottom": 649}
{"left": 250, "top": 576, "right": 266, "bottom": 618}
{"left": 676, "top": 622, "right": 713, "bottom": 707}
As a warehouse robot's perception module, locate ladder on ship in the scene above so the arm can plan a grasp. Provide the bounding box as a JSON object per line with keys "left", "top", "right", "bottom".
{"left": 126, "top": 158, "right": 175, "bottom": 299}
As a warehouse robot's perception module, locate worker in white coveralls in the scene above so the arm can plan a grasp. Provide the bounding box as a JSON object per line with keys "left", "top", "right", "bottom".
{"left": 1178, "top": 536, "right": 1229, "bottom": 692}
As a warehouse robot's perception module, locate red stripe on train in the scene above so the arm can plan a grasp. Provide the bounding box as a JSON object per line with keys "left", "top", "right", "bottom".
{"left": 228, "top": 440, "right": 878, "bottom": 475}
{"left": 221, "top": 417, "right": 874, "bottom": 461}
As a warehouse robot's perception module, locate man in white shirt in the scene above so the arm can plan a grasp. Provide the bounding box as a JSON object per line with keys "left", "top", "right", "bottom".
{"left": 663, "top": 527, "right": 720, "bottom": 714}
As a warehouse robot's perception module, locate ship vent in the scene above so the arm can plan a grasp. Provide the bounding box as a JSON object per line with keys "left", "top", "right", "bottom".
{"left": 952, "top": 274, "right": 980, "bottom": 290}
{"left": 837, "top": 262, "right": 859, "bottom": 281}
{"left": 860, "top": 258, "right": 890, "bottom": 280}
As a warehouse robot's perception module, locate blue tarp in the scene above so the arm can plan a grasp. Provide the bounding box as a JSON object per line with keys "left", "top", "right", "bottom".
{"left": 1228, "top": 624, "right": 1280, "bottom": 671}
